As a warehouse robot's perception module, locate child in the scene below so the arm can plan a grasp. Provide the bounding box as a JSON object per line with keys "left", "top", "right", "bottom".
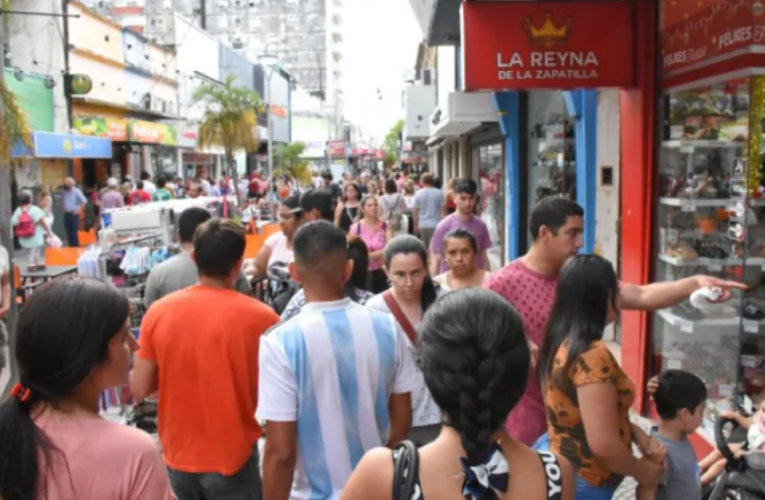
{"left": 648, "top": 369, "right": 708, "bottom": 500}
{"left": 698, "top": 398, "right": 765, "bottom": 486}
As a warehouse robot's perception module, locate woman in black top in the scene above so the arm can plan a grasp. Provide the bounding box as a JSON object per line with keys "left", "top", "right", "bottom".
{"left": 335, "top": 182, "right": 363, "bottom": 232}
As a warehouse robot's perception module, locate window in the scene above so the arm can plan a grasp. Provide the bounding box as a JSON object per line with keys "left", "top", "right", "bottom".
{"left": 475, "top": 142, "right": 505, "bottom": 270}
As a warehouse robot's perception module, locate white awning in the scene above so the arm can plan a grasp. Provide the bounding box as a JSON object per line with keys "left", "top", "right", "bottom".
{"left": 428, "top": 91, "right": 498, "bottom": 142}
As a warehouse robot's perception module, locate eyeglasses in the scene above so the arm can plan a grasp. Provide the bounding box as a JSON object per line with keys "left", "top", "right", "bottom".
{"left": 390, "top": 270, "right": 427, "bottom": 285}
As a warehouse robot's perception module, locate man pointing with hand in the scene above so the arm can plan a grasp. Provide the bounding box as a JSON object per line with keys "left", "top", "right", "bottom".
{"left": 485, "top": 196, "right": 745, "bottom": 446}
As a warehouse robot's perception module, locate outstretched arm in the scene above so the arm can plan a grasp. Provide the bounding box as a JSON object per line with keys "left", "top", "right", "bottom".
{"left": 620, "top": 275, "right": 746, "bottom": 311}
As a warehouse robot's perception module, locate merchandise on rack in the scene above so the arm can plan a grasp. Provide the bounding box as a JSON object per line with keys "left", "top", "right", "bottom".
{"left": 652, "top": 76, "right": 765, "bottom": 444}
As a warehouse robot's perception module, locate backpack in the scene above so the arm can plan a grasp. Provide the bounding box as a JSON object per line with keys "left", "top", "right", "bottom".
{"left": 15, "top": 208, "right": 36, "bottom": 239}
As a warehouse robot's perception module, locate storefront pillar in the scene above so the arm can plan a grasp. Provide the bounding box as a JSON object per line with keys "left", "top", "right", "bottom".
{"left": 564, "top": 89, "right": 598, "bottom": 254}
{"left": 493, "top": 91, "right": 520, "bottom": 262}
{"left": 459, "top": 135, "right": 469, "bottom": 178}
{"left": 619, "top": 0, "right": 658, "bottom": 413}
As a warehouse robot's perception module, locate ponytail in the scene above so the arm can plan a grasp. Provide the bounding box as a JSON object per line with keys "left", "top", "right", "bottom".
{"left": 421, "top": 275, "right": 439, "bottom": 312}
{"left": 0, "top": 391, "right": 50, "bottom": 500}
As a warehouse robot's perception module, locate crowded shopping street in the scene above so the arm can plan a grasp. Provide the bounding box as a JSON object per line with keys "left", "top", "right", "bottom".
{"left": 3, "top": 0, "right": 765, "bottom": 500}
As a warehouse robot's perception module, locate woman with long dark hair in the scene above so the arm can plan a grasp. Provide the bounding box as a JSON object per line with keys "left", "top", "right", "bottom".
{"left": 535, "top": 255, "right": 664, "bottom": 500}
{"left": 0, "top": 277, "right": 173, "bottom": 500}
{"left": 341, "top": 288, "right": 574, "bottom": 500}
{"left": 368, "top": 235, "right": 443, "bottom": 445}
{"left": 335, "top": 182, "right": 363, "bottom": 232}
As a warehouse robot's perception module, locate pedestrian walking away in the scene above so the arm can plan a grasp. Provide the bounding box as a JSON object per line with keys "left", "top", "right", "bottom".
{"left": 340, "top": 288, "right": 575, "bottom": 500}
{"left": 258, "top": 220, "right": 418, "bottom": 500}
{"left": 132, "top": 219, "right": 280, "bottom": 500}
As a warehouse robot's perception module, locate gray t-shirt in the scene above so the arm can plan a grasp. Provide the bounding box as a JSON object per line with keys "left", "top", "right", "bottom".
{"left": 652, "top": 427, "right": 701, "bottom": 500}
{"left": 144, "top": 252, "right": 251, "bottom": 309}
{"left": 413, "top": 187, "right": 444, "bottom": 229}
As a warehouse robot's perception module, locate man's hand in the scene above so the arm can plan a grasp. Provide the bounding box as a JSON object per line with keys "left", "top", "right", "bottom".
{"left": 529, "top": 340, "right": 539, "bottom": 369}
{"left": 696, "top": 275, "right": 747, "bottom": 302}
{"left": 647, "top": 376, "right": 659, "bottom": 397}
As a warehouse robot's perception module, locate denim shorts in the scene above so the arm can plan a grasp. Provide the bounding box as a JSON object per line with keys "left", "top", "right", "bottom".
{"left": 532, "top": 433, "right": 617, "bottom": 500}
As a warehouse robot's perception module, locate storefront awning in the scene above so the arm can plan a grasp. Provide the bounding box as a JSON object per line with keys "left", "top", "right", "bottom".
{"left": 428, "top": 91, "right": 498, "bottom": 143}
{"left": 12, "top": 131, "right": 112, "bottom": 159}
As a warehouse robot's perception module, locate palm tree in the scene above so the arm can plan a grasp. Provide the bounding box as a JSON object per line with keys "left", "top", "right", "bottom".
{"left": 273, "top": 142, "right": 312, "bottom": 187}
{"left": 193, "top": 75, "right": 262, "bottom": 204}
{"left": 0, "top": 6, "right": 33, "bottom": 396}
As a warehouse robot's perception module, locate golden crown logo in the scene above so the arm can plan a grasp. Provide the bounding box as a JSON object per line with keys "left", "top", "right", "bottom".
{"left": 524, "top": 13, "right": 573, "bottom": 48}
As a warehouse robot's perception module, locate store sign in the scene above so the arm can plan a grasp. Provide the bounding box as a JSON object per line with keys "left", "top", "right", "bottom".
{"left": 328, "top": 140, "right": 346, "bottom": 157}
{"left": 162, "top": 120, "right": 199, "bottom": 149}
{"left": 31, "top": 131, "right": 111, "bottom": 159}
{"left": 661, "top": 1, "right": 765, "bottom": 77}
{"left": 129, "top": 119, "right": 178, "bottom": 146}
{"left": 73, "top": 116, "right": 128, "bottom": 142}
{"left": 461, "top": 2, "right": 634, "bottom": 90}
{"left": 65, "top": 74, "right": 93, "bottom": 96}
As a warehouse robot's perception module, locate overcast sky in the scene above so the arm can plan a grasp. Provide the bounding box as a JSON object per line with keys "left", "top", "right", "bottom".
{"left": 342, "top": 0, "right": 422, "bottom": 144}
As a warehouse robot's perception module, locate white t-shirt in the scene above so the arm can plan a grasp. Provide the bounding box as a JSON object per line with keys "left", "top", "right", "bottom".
{"left": 265, "top": 232, "right": 293, "bottom": 267}
{"left": 366, "top": 293, "right": 443, "bottom": 428}
{"left": 0, "top": 245, "right": 8, "bottom": 306}
{"left": 257, "top": 299, "right": 418, "bottom": 499}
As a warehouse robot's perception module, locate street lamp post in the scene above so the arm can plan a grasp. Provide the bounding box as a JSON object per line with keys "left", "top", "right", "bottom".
{"left": 258, "top": 54, "right": 278, "bottom": 222}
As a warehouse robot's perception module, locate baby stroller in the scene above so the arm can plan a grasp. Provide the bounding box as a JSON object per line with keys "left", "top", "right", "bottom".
{"left": 704, "top": 415, "right": 765, "bottom": 499}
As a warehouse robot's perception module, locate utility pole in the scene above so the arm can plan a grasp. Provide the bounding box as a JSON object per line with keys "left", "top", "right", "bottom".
{"left": 200, "top": 0, "right": 206, "bottom": 31}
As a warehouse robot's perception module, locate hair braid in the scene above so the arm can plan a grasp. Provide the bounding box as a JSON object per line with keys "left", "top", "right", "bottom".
{"left": 454, "top": 354, "right": 506, "bottom": 468}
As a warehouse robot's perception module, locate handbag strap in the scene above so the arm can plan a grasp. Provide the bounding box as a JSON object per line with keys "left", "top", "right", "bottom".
{"left": 383, "top": 291, "right": 418, "bottom": 345}
{"left": 392, "top": 440, "right": 420, "bottom": 500}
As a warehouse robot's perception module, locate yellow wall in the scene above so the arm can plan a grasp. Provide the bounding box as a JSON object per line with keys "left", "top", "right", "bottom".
{"left": 72, "top": 102, "right": 128, "bottom": 120}
{"left": 69, "top": 2, "right": 124, "bottom": 63}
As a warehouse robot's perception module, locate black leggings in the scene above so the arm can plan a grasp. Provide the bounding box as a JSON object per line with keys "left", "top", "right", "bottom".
{"left": 368, "top": 269, "right": 389, "bottom": 294}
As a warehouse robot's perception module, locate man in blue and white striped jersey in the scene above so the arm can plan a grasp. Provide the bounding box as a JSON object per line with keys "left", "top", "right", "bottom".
{"left": 258, "top": 220, "right": 417, "bottom": 500}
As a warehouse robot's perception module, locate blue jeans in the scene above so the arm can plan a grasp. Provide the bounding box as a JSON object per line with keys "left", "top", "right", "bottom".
{"left": 63, "top": 213, "right": 80, "bottom": 248}
{"left": 168, "top": 447, "right": 261, "bottom": 500}
{"left": 533, "top": 433, "right": 617, "bottom": 500}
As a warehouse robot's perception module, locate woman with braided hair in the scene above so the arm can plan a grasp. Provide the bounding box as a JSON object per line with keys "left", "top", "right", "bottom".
{"left": 342, "top": 287, "right": 574, "bottom": 500}
{"left": 0, "top": 277, "right": 174, "bottom": 500}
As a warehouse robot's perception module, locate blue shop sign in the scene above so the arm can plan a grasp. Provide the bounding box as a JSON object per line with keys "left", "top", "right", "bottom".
{"left": 13, "top": 131, "right": 113, "bottom": 159}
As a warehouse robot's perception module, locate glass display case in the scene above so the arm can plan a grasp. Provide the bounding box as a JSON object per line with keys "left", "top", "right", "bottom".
{"left": 652, "top": 76, "right": 765, "bottom": 442}
{"left": 527, "top": 91, "right": 577, "bottom": 215}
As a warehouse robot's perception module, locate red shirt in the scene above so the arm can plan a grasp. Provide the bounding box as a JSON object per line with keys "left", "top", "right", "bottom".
{"left": 128, "top": 190, "right": 152, "bottom": 205}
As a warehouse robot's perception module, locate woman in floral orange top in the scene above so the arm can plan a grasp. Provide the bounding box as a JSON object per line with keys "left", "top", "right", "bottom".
{"left": 535, "top": 255, "right": 666, "bottom": 500}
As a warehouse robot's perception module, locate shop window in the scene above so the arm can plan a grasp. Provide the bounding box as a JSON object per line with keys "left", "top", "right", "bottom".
{"left": 526, "top": 91, "right": 576, "bottom": 236}
{"left": 476, "top": 142, "right": 504, "bottom": 270}
{"left": 652, "top": 77, "right": 761, "bottom": 442}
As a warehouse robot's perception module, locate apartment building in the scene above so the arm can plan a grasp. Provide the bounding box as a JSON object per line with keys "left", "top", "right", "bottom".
{"left": 84, "top": 0, "right": 344, "bottom": 123}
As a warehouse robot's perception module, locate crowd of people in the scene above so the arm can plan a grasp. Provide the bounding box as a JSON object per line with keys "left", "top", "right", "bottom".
{"left": 0, "top": 166, "right": 752, "bottom": 500}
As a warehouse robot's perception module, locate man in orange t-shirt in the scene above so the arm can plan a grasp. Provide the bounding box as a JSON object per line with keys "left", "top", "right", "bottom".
{"left": 131, "top": 218, "right": 279, "bottom": 498}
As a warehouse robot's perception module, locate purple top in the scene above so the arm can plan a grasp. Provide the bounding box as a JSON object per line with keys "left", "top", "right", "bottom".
{"left": 101, "top": 190, "right": 125, "bottom": 210}
{"left": 430, "top": 214, "right": 492, "bottom": 273}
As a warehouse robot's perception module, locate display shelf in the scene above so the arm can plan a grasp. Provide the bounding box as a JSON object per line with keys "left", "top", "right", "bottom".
{"left": 662, "top": 139, "right": 746, "bottom": 149}
{"left": 658, "top": 253, "right": 765, "bottom": 268}
{"left": 656, "top": 309, "right": 743, "bottom": 333}
{"left": 659, "top": 197, "right": 765, "bottom": 208}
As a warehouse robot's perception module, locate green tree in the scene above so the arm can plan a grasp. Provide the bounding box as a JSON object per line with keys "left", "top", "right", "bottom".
{"left": 273, "top": 142, "right": 312, "bottom": 187}
{"left": 0, "top": 3, "right": 33, "bottom": 396}
{"left": 193, "top": 75, "right": 261, "bottom": 203}
{"left": 382, "top": 119, "right": 405, "bottom": 168}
